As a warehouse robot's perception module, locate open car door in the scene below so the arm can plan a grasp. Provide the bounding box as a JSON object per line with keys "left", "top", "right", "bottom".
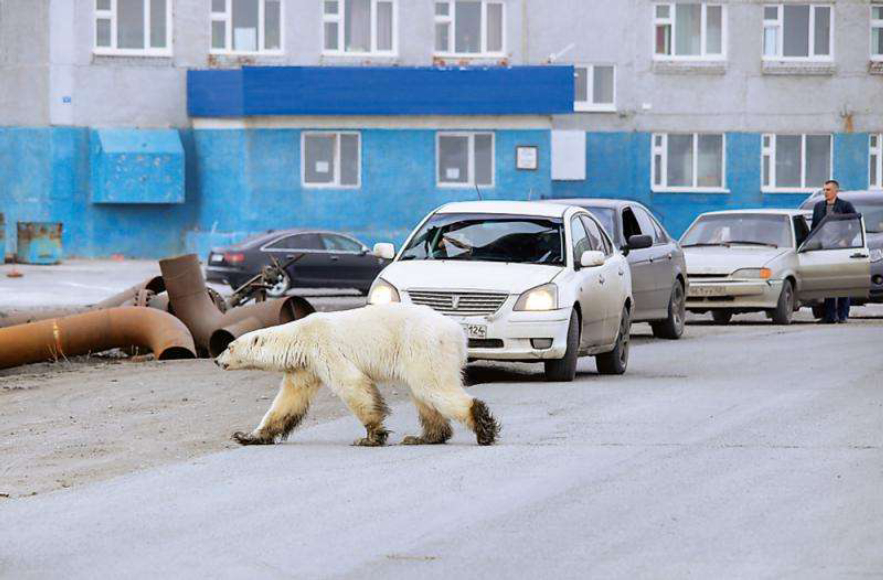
{"left": 796, "top": 213, "right": 871, "bottom": 301}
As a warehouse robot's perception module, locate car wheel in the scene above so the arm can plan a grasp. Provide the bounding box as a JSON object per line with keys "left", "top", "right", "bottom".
{"left": 596, "top": 305, "right": 631, "bottom": 375}
{"left": 266, "top": 272, "right": 292, "bottom": 298}
{"left": 543, "top": 312, "right": 579, "bottom": 382}
{"left": 711, "top": 310, "right": 733, "bottom": 324}
{"left": 811, "top": 304, "right": 826, "bottom": 320}
{"left": 770, "top": 280, "right": 795, "bottom": 325}
{"left": 651, "top": 281, "right": 686, "bottom": 340}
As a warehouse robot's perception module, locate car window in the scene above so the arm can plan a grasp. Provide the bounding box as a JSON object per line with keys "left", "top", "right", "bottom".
{"left": 681, "top": 214, "right": 791, "bottom": 248}
{"left": 322, "top": 234, "right": 363, "bottom": 252}
{"left": 267, "top": 233, "right": 322, "bottom": 251}
{"left": 633, "top": 207, "right": 660, "bottom": 244}
{"left": 793, "top": 216, "right": 810, "bottom": 248}
{"left": 621, "top": 208, "right": 643, "bottom": 241}
{"left": 801, "top": 215, "right": 864, "bottom": 251}
{"left": 580, "top": 206, "right": 616, "bottom": 239}
{"left": 853, "top": 202, "right": 883, "bottom": 234}
{"left": 571, "top": 217, "right": 593, "bottom": 263}
{"left": 580, "top": 215, "right": 611, "bottom": 256}
{"left": 643, "top": 209, "right": 669, "bottom": 243}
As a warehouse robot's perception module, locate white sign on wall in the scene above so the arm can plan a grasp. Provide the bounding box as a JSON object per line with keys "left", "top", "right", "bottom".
{"left": 516, "top": 146, "right": 538, "bottom": 170}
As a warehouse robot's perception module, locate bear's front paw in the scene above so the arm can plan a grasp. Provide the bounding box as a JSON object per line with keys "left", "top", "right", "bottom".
{"left": 352, "top": 437, "right": 385, "bottom": 447}
{"left": 232, "top": 431, "right": 274, "bottom": 446}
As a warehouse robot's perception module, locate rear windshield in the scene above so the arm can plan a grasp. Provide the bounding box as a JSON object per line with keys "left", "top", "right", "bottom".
{"left": 399, "top": 213, "right": 565, "bottom": 265}
{"left": 681, "top": 214, "right": 792, "bottom": 248}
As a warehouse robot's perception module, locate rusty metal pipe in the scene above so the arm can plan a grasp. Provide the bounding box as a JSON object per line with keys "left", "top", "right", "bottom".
{"left": 208, "top": 297, "right": 314, "bottom": 357}
{"left": 0, "top": 307, "right": 196, "bottom": 370}
{"left": 0, "top": 276, "right": 167, "bottom": 329}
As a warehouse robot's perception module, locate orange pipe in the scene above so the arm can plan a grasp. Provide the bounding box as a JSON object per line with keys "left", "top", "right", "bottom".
{"left": 0, "top": 307, "right": 196, "bottom": 369}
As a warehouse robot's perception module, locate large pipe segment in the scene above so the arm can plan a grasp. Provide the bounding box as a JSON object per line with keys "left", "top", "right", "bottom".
{"left": 0, "top": 307, "right": 196, "bottom": 369}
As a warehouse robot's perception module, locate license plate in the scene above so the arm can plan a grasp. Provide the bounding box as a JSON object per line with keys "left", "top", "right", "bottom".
{"left": 689, "top": 286, "right": 728, "bottom": 297}
{"left": 210, "top": 254, "right": 224, "bottom": 263}
{"left": 461, "top": 323, "right": 487, "bottom": 339}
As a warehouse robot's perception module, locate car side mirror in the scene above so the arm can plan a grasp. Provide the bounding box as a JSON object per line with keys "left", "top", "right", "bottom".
{"left": 627, "top": 234, "right": 653, "bottom": 250}
{"left": 579, "top": 250, "right": 606, "bottom": 268}
{"left": 373, "top": 243, "right": 396, "bottom": 260}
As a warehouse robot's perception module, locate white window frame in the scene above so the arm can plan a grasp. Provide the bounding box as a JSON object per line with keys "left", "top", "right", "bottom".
{"left": 761, "top": 133, "right": 833, "bottom": 193}
{"left": 210, "top": 0, "right": 284, "bottom": 55}
{"left": 651, "top": 133, "right": 728, "bottom": 193}
{"left": 871, "top": 4, "right": 883, "bottom": 61}
{"left": 871, "top": 134, "right": 883, "bottom": 190}
{"left": 434, "top": 1, "right": 506, "bottom": 58}
{"left": 322, "top": 0, "right": 398, "bottom": 56}
{"left": 574, "top": 64, "right": 616, "bottom": 113}
{"left": 93, "top": 0, "right": 173, "bottom": 56}
{"left": 301, "top": 131, "right": 361, "bottom": 189}
{"left": 762, "top": 4, "right": 834, "bottom": 62}
{"left": 652, "top": 3, "right": 727, "bottom": 61}
{"left": 436, "top": 132, "right": 495, "bottom": 189}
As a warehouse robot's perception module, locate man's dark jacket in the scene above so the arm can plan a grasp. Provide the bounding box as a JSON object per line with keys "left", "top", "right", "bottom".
{"left": 811, "top": 197, "right": 857, "bottom": 231}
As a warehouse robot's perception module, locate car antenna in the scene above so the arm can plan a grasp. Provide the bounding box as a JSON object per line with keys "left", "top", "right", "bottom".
{"left": 474, "top": 182, "right": 483, "bottom": 201}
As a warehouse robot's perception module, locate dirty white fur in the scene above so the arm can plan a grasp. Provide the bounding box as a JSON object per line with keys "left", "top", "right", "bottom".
{"left": 217, "top": 303, "right": 484, "bottom": 445}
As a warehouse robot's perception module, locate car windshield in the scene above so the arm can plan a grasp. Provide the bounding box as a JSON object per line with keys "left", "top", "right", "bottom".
{"left": 681, "top": 214, "right": 792, "bottom": 248}
{"left": 854, "top": 203, "right": 883, "bottom": 233}
{"left": 580, "top": 206, "right": 616, "bottom": 238}
{"left": 399, "top": 213, "right": 565, "bottom": 265}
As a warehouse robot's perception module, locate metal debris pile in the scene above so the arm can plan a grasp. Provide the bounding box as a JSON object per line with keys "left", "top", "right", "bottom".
{"left": 0, "top": 254, "right": 314, "bottom": 370}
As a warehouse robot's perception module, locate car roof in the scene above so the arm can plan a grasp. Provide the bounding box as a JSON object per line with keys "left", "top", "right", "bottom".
{"left": 696, "top": 209, "right": 808, "bottom": 218}
{"left": 229, "top": 228, "right": 351, "bottom": 249}
{"left": 542, "top": 198, "right": 634, "bottom": 210}
{"left": 436, "top": 200, "right": 571, "bottom": 218}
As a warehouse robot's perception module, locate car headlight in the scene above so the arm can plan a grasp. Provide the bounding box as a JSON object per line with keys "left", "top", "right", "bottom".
{"left": 870, "top": 248, "right": 883, "bottom": 263}
{"left": 730, "top": 267, "right": 772, "bottom": 279}
{"left": 514, "top": 284, "right": 558, "bottom": 311}
{"left": 367, "top": 278, "right": 400, "bottom": 305}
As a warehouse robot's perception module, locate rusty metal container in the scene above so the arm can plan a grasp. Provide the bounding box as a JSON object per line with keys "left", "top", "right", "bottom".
{"left": 16, "top": 222, "right": 63, "bottom": 265}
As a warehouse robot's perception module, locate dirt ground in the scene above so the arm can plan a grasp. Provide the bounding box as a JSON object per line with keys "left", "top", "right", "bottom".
{"left": 0, "top": 356, "right": 421, "bottom": 499}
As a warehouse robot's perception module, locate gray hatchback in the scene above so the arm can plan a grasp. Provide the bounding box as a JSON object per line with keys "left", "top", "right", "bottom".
{"left": 544, "top": 198, "right": 688, "bottom": 339}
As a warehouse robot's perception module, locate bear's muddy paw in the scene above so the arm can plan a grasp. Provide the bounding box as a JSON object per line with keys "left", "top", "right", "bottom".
{"left": 232, "top": 431, "right": 274, "bottom": 446}
{"left": 401, "top": 435, "right": 447, "bottom": 445}
{"left": 352, "top": 437, "right": 386, "bottom": 447}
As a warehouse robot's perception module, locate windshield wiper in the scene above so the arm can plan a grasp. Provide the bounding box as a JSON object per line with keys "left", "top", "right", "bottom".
{"left": 725, "top": 240, "right": 778, "bottom": 247}
{"left": 682, "top": 243, "right": 727, "bottom": 247}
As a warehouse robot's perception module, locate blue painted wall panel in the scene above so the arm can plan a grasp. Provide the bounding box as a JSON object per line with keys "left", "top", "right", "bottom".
{"left": 0, "top": 128, "right": 873, "bottom": 258}
{"left": 188, "top": 66, "right": 574, "bottom": 117}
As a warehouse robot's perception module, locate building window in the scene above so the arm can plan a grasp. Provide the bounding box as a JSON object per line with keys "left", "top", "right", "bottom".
{"left": 871, "top": 134, "right": 882, "bottom": 189}
{"left": 437, "top": 132, "right": 494, "bottom": 188}
{"left": 211, "top": 0, "right": 282, "bottom": 54}
{"left": 302, "top": 132, "right": 361, "bottom": 188}
{"left": 323, "top": 0, "right": 396, "bottom": 55}
{"left": 763, "top": 4, "right": 833, "bottom": 60}
{"left": 654, "top": 3, "right": 725, "bottom": 59}
{"left": 872, "top": 5, "right": 883, "bottom": 61}
{"left": 434, "top": 1, "right": 504, "bottom": 57}
{"left": 94, "top": 0, "right": 172, "bottom": 55}
{"left": 574, "top": 65, "right": 616, "bottom": 112}
{"left": 762, "top": 134, "right": 832, "bottom": 192}
{"left": 652, "top": 133, "right": 726, "bottom": 191}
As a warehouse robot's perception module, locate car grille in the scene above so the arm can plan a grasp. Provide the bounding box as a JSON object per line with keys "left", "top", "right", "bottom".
{"left": 408, "top": 290, "right": 508, "bottom": 316}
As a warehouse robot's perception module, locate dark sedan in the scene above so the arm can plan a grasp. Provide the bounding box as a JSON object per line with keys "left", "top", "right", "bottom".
{"left": 799, "top": 190, "right": 883, "bottom": 303}
{"left": 544, "top": 198, "right": 688, "bottom": 339}
{"left": 205, "top": 229, "right": 389, "bottom": 297}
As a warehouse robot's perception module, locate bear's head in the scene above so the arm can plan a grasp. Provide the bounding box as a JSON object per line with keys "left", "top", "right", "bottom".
{"left": 215, "top": 332, "right": 268, "bottom": 371}
{"left": 215, "top": 326, "right": 307, "bottom": 372}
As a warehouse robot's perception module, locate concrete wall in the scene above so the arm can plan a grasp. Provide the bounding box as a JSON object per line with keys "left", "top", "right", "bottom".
{"left": 0, "top": 0, "right": 50, "bottom": 126}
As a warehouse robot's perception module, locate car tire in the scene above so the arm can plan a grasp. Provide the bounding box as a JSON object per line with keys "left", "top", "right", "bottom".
{"left": 596, "top": 305, "right": 631, "bottom": 375}
{"left": 770, "top": 280, "right": 795, "bottom": 325}
{"left": 711, "top": 310, "right": 733, "bottom": 324}
{"left": 544, "top": 312, "right": 580, "bottom": 382}
{"left": 651, "top": 281, "right": 686, "bottom": 340}
{"left": 266, "top": 272, "right": 292, "bottom": 298}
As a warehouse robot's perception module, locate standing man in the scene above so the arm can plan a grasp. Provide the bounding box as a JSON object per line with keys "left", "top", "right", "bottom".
{"left": 811, "top": 179, "right": 857, "bottom": 323}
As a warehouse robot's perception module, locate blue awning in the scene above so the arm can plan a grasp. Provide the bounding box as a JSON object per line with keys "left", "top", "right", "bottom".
{"left": 187, "top": 66, "right": 574, "bottom": 117}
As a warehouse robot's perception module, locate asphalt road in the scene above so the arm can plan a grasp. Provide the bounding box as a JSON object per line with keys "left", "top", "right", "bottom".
{"left": 2, "top": 315, "right": 881, "bottom": 579}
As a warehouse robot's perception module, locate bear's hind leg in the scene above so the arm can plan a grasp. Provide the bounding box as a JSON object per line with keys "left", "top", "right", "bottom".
{"left": 402, "top": 398, "right": 453, "bottom": 445}
{"left": 337, "top": 378, "right": 390, "bottom": 447}
{"left": 233, "top": 370, "right": 321, "bottom": 446}
{"left": 410, "top": 376, "right": 500, "bottom": 446}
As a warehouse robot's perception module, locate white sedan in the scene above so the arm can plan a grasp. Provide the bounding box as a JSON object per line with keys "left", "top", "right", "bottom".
{"left": 367, "top": 201, "right": 649, "bottom": 381}
{"left": 681, "top": 209, "right": 871, "bottom": 324}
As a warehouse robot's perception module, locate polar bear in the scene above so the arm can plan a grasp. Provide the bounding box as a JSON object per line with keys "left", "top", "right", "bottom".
{"left": 215, "top": 303, "right": 500, "bottom": 446}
